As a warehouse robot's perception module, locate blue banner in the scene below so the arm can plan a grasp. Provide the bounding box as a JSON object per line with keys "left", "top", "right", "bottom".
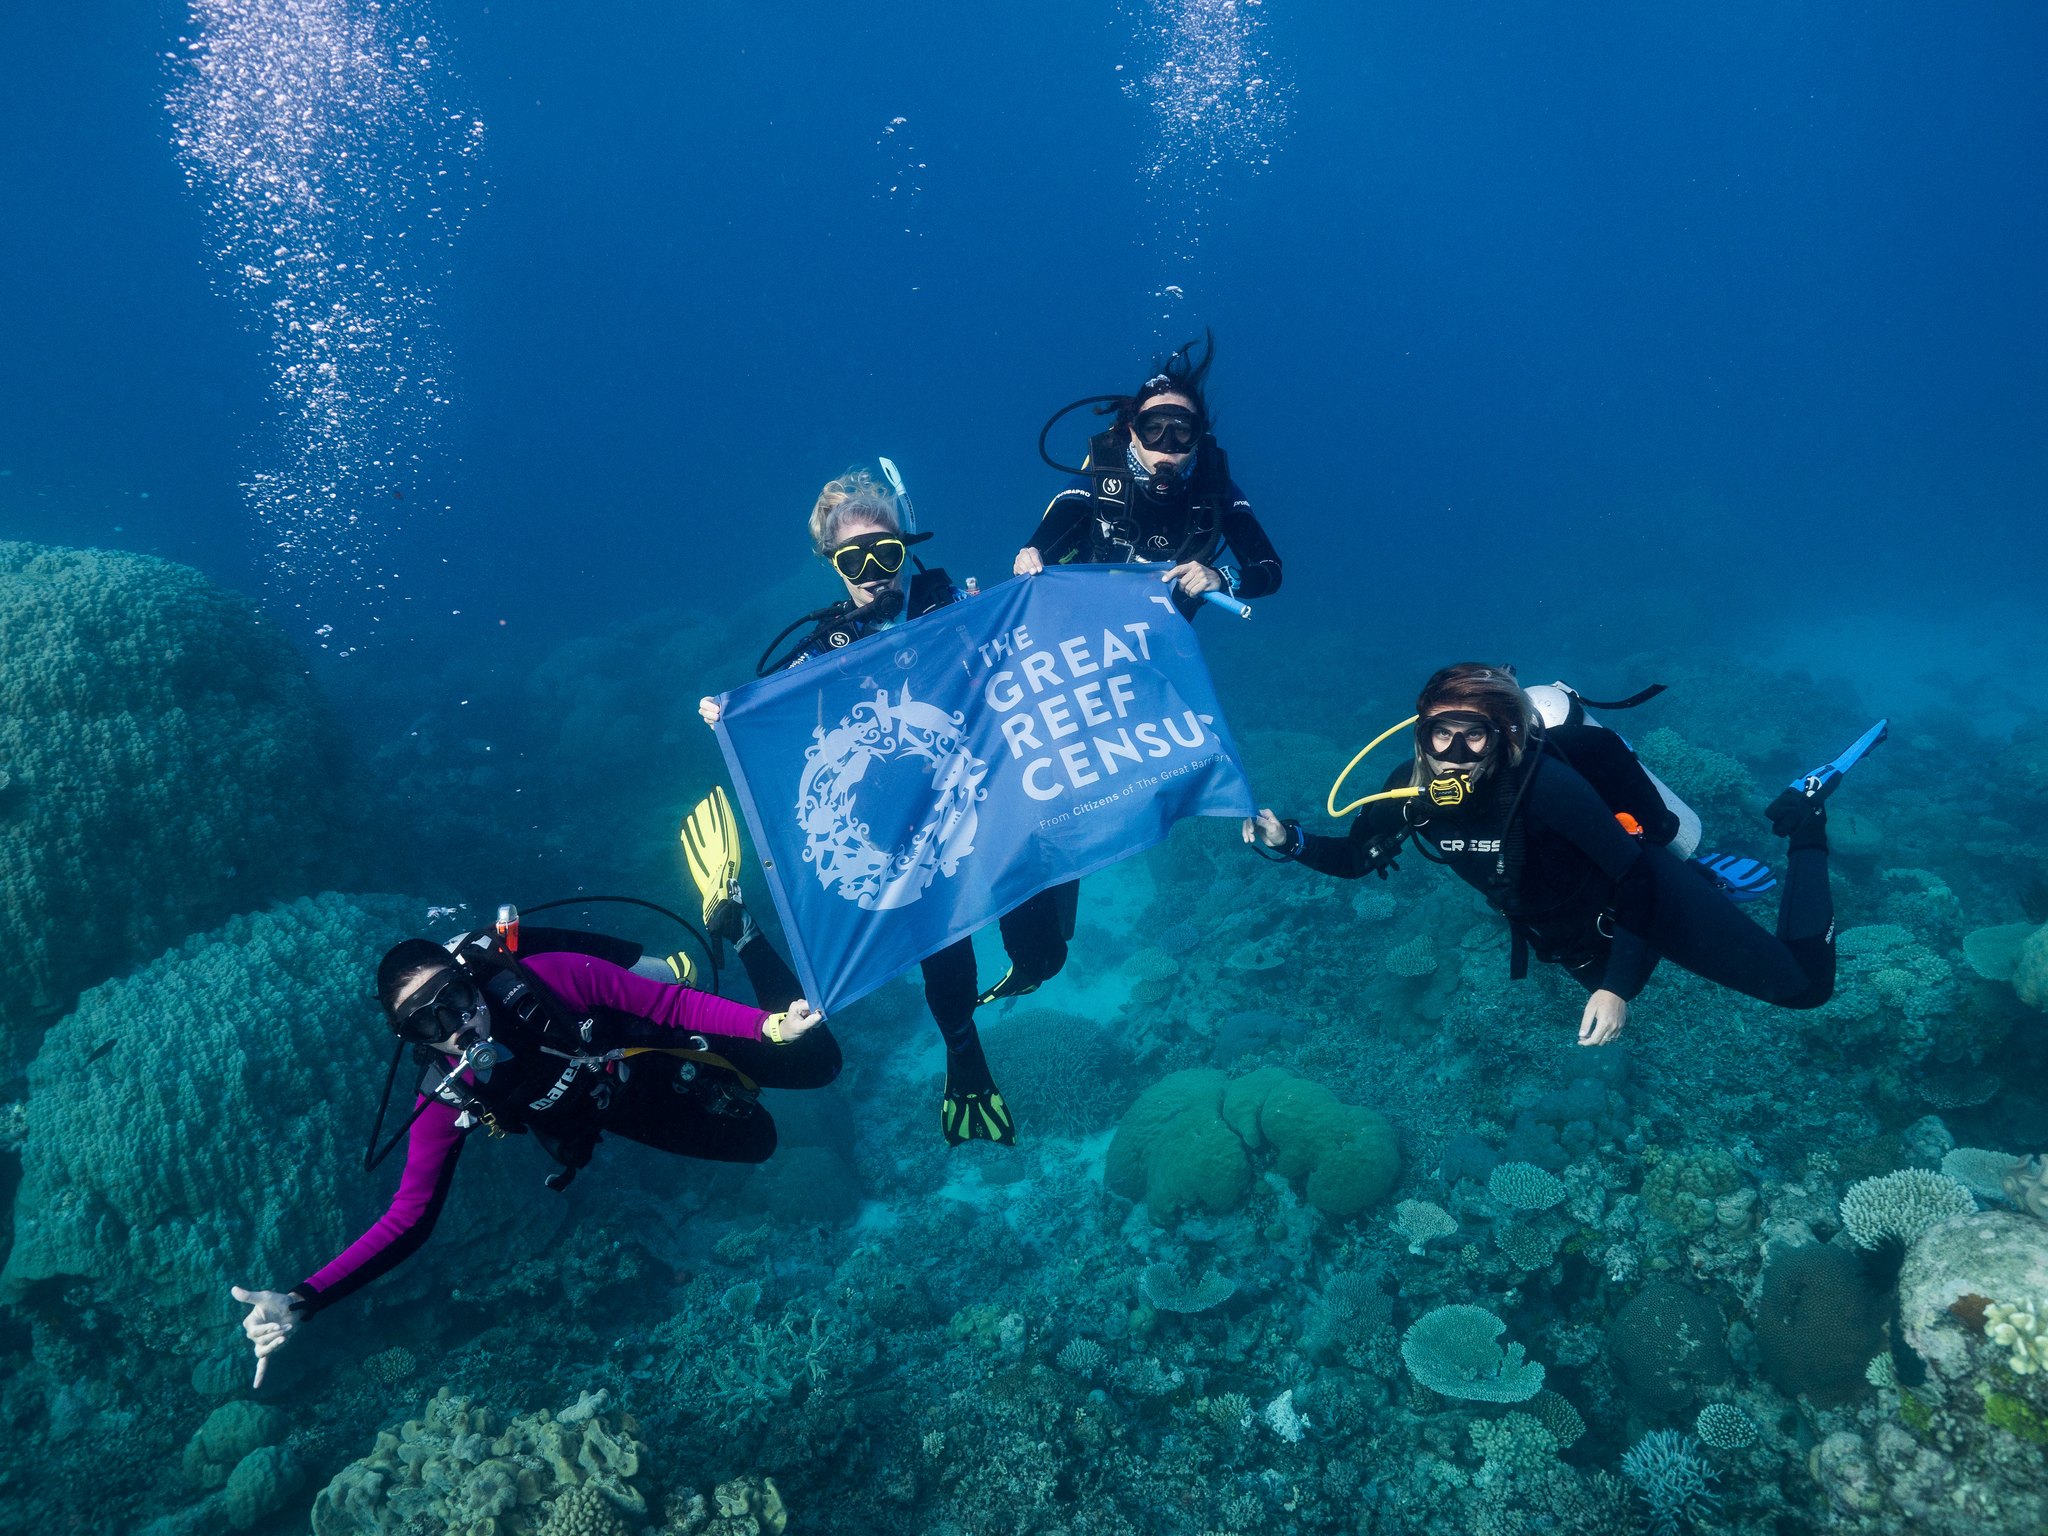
{"left": 711, "top": 568, "right": 1254, "bottom": 1017}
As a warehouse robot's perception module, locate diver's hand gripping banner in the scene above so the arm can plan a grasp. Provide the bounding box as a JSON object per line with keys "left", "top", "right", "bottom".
{"left": 711, "top": 568, "right": 1254, "bottom": 1017}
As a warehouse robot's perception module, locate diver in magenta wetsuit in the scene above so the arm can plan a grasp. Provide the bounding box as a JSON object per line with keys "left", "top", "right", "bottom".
{"left": 231, "top": 934, "right": 836, "bottom": 1385}
{"left": 1245, "top": 664, "right": 1882, "bottom": 1047}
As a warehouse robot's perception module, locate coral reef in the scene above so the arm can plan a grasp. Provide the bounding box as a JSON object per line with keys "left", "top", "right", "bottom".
{"left": 1400, "top": 1304, "right": 1545, "bottom": 1402}
{"left": 310, "top": 1388, "right": 648, "bottom": 1535}
{"left": 0, "top": 541, "right": 343, "bottom": 1061}
{"left": 1, "top": 894, "right": 563, "bottom": 1392}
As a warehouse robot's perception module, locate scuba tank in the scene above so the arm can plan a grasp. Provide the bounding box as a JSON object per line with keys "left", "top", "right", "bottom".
{"left": 1523, "top": 683, "right": 1700, "bottom": 859}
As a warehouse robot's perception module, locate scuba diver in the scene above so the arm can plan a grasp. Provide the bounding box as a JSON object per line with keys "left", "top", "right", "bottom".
{"left": 696, "top": 464, "right": 1047, "bottom": 1148}
{"left": 1016, "top": 329, "right": 1282, "bottom": 618}
{"left": 231, "top": 922, "right": 837, "bottom": 1385}
{"left": 976, "top": 331, "right": 1283, "bottom": 1013}
{"left": 1244, "top": 663, "right": 1888, "bottom": 1045}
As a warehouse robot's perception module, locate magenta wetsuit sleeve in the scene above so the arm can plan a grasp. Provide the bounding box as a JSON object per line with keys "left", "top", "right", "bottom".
{"left": 523, "top": 951, "right": 769, "bottom": 1040}
{"left": 293, "top": 1097, "right": 466, "bottom": 1316}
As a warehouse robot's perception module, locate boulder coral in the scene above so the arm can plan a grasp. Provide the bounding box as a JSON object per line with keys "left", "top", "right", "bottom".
{"left": 1899, "top": 1210, "right": 2048, "bottom": 1390}
{"left": 1105, "top": 1066, "right": 1399, "bottom": 1222}
{"left": 0, "top": 541, "right": 341, "bottom": 1060}
{"left": 2015, "top": 923, "right": 2048, "bottom": 1010}
{"left": 1, "top": 893, "right": 564, "bottom": 1391}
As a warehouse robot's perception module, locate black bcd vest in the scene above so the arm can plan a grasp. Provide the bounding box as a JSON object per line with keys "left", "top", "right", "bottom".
{"left": 1404, "top": 723, "right": 1678, "bottom": 977}
{"left": 1080, "top": 429, "right": 1230, "bottom": 569}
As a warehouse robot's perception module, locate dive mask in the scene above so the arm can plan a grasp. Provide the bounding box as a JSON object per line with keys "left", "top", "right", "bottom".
{"left": 392, "top": 969, "right": 484, "bottom": 1045}
{"left": 1133, "top": 404, "right": 1200, "bottom": 453}
{"left": 1418, "top": 711, "right": 1500, "bottom": 765}
{"left": 830, "top": 529, "right": 932, "bottom": 583}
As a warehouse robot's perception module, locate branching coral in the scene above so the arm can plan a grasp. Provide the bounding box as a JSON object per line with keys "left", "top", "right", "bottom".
{"left": 1694, "top": 1403, "right": 1756, "bottom": 1451}
{"left": 1488, "top": 1161, "right": 1567, "bottom": 1212}
{"left": 979, "top": 1009, "right": 1128, "bottom": 1137}
{"left": 1383, "top": 933, "right": 1438, "bottom": 978}
{"left": 1619, "top": 1430, "right": 1718, "bottom": 1536}
{"left": 1300, "top": 1271, "right": 1391, "bottom": 1362}
{"left": 1839, "top": 1169, "right": 1976, "bottom": 1249}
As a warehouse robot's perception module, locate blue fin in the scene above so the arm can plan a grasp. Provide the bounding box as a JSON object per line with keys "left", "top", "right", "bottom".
{"left": 1694, "top": 852, "right": 1778, "bottom": 902}
{"left": 1788, "top": 718, "right": 1889, "bottom": 803}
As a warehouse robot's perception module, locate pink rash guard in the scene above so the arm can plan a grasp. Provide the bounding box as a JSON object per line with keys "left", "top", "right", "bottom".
{"left": 292, "top": 952, "right": 767, "bottom": 1314}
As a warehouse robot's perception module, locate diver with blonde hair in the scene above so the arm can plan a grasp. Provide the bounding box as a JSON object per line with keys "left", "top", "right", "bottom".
{"left": 696, "top": 462, "right": 1049, "bottom": 1146}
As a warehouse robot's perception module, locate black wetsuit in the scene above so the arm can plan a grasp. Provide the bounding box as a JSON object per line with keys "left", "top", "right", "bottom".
{"left": 1026, "top": 431, "right": 1283, "bottom": 620}
{"left": 1294, "top": 750, "right": 1835, "bottom": 1009}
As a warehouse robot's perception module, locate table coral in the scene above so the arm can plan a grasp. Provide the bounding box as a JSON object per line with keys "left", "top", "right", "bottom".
{"left": 1399, "top": 1304, "right": 1545, "bottom": 1403}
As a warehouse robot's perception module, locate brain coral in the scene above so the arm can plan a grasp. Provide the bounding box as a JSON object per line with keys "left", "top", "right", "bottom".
{"left": 1104, "top": 1069, "right": 1251, "bottom": 1222}
{"left": 0, "top": 542, "right": 340, "bottom": 1059}
{"left": 1105, "top": 1066, "right": 1398, "bottom": 1222}
{"left": 1754, "top": 1243, "right": 1886, "bottom": 1405}
{"left": 310, "top": 1387, "right": 648, "bottom": 1536}
{"left": 1608, "top": 1281, "right": 1731, "bottom": 1412}
{"left": 0, "top": 894, "right": 564, "bottom": 1391}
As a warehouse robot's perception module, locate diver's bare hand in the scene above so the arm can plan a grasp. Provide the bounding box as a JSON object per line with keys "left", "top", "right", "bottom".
{"left": 1578, "top": 990, "right": 1628, "bottom": 1047}
{"left": 1162, "top": 561, "right": 1223, "bottom": 597}
{"left": 1013, "top": 547, "right": 1044, "bottom": 576}
{"left": 698, "top": 696, "right": 722, "bottom": 727}
{"left": 233, "top": 1285, "right": 299, "bottom": 1388}
{"left": 1244, "top": 809, "right": 1289, "bottom": 849}
{"left": 764, "top": 1001, "right": 821, "bottom": 1044}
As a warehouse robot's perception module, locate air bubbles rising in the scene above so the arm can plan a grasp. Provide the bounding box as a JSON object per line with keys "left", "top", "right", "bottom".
{"left": 168, "top": 0, "right": 485, "bottom": 644}
{"left": 1122, "top": 0, "right": 1293, "bottom": 326}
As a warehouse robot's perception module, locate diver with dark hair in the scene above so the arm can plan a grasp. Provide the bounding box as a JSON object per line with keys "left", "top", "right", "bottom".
{"left": 973, "top": 332, "right": 1284, "bottom": 1013}
{"left": 1018, "top": 330, "right": 1283, "bottom": 618}
{"left": 695, "top": 463, "right": 1037, "bottom": 1147}
{"left": 230, "top": 923, "right": 838, "bottom": 1385}
{"left": 1245, "top": 663, "right": 1887, "bottom": 1045}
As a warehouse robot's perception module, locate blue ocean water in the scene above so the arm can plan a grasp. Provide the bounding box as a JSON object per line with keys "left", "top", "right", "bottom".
{"left": 2, "top": 2, "right": 2046, "bottom": 1532}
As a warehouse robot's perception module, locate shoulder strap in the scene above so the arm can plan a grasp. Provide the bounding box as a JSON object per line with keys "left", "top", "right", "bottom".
{"left": 908, "top": 567, "right": 957, "bottom": 617}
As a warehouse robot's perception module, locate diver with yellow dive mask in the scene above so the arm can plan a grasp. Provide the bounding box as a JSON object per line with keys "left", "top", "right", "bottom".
{"left": 1244, "top": 663, "right": 1886, "bottom": 1046}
